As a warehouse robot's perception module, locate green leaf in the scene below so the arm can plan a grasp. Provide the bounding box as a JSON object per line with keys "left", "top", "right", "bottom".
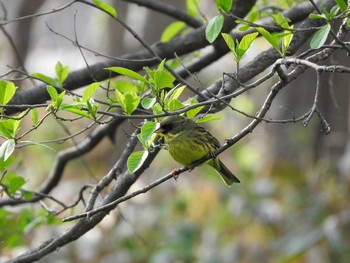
{"left": 237, "top": 32, "right": 259, "bottom": 59}
{"left": 335, "top": 0, "right": 347, "bottom": 12}
{"left": 216, "top": 0, "right": 233, "bottom": 12}
{"left": 272, "top": 13, "right": 291, "bottom": 28}
{"left": 186, "top": 98, "right": 204, "bottom": 119}
{"left": 56, "top": 90, "right": 66, "bottom": 108}
{"left": 196, "top": 115, "right": 220, "bottom": 123}
{"left": 247, "top": 7, "right": 259, "bottom": 22}
{"left": 309, "top": 13, "right": 327, "bottom": 20}
{"left": 106, "top": 67, "right": 148, "bottom": 83}
{"left": 82, "top": 82, "right": 100, "bottom": 102}
{"left": 282, "top": 26, "right": 294, "bottom": 57}
{"left": 310, "top": 24, "right": 331, "bottom": 49}
{"left": 61, "top": 105, "right": 92, "bottom": 119}
{"left": 93, "top": 0, "right": 117, "bottom": 18}
{"left": 30, "top": 108, "right": 39, "bottom": 126}
{"left": 164, "top": 85, "right": 186, "bottom": 102}
{"left": 2, "top": 172, "right": 26, "bottom": 194}
{"left": 124, "top": 93, "right": 140, "bottom": 115}
{"left": 221, "top": 33, "right": 236, "bottom": 54}
{"left": 141, "top": 97, "right": 156, "bottom": 109}
{"left": 86, "top": 99, "right": 99, "bottom": 119}
{"left": 0, "top": 139, "right": 15, "bottom": 162}
{"left": 0, "top": 80, "right": 16, "bottom": 105}
{"left": 161, "top": 21, "right": 186, "bottom": 42}
{"left": 114, "top": 89, "right": 126, "bottom": 111}
{"left": 32, "top": 73, "right": 57, "bottom": 86}
{"left": 329, "top": 5, "right": 340, "bottom": 19}
{"left": 20, "top": 190, "right": 33, "bottom": 201}
{"left": 127, "top": 151, "right": 149, "bottom": 173}
{"left": 0, "top": 155, "right": 14, "bottom": 171}
{"left": 55, "top": 61, "right": 69, "bottom": 86}
{"left": 256, "top": 27, "right": 281, "bottom": 54}
{"left": 138, "top": 121, "right": 157, "bottom": 145}
{"left": 0, "top": 119, "right": 21, "bottom": 139}
{"left": 46, "top": 86, "right": 58, "bottom": 101}
{"left": 20, "top": 140, "right": 56, "bottom": 152}
{"left": 112, "top": 81, "right": 138, "bottom": 93}
{"left": 205, "top": 14, "right": 224, "bottom": 43}
{"left": 153, "top": 69, "right": 175, "bottom": 89}
{"left": 167, "top": 99, "right": 184, "bottom": 111}
{"left": 186, "top": 0, "right": 200, "bottom": 17}
{"left": 151, "top": 103, "right": 163, "bottom": 115}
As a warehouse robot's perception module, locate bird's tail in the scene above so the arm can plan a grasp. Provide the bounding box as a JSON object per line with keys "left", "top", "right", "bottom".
{"left": 215, "top": 159, "right": 240, "bottom": 186}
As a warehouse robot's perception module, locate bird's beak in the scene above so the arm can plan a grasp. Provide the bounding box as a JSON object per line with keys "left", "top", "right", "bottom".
{"left": 154, "top": 127, "right": 164, "bottom": 134}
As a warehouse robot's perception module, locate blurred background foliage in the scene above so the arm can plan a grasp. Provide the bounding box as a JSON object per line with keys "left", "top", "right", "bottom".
{"left": 1, "top": 0, "right": 350, "bottom": 262}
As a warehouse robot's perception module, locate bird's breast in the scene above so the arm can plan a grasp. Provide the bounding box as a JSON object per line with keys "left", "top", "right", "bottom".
{"left": 165, "top": 132, "right": 210, "bottom": 166}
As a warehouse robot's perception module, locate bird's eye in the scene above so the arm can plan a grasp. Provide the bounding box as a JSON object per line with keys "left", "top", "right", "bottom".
{"left": 162, "top": 124, "right": 173, "bottom": 133}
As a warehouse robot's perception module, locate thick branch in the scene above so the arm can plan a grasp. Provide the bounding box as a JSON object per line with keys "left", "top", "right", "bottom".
{"left": 7, "top": 0, "right": 256, "bottom": 114}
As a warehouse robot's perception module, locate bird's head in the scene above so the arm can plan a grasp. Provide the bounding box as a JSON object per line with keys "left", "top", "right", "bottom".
{"left": 155, "top": 116, "right": 191, "bottom": 135}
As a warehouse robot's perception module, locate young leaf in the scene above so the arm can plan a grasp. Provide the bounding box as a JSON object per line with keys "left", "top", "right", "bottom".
{"left": 206, "top": 14, "right": 224, "bottom": 43}
{"left": 86, "top": 99, "right": 99, "bottom": 119}
{"left": 221, "top": 33, "right": 236, "bottom": 54}
{"left": 56, "top": 90, "right": 66, "bottom": 108}
{"left": 32, "top": 73, "right": 57, "bottom": 86}
{"left": 272, "top": 13, "right": 291, "bottom": 28}
{"left": 124, "top": 93, "right": 140, "bottom": 115}
{"left": 127, "top": 151, "right": 149, "bottom": 173}
{"left": 248, "top": 7, "right": 259, "bottom": 22}
{"left": 82, "top": 82, "right": 100, "bottom": 102}
{"left": 161, "top": 21, "right": 186, "bottom": 42}
{"left": 167, "top": 99, "right": 184, "bottom": 111}
{"left": 237, "top": 32, "right": 259, "bottom": 59}
{"left": 0, "top": 139, "right": 15, "bottom": 162}
{"left": 153, "top": 69, "right": 175, "bottom": 89}
{"left": 92, "top": 0, "right": 117, "bottom": 18}
{"left": 310, "top": 24, "right": 331, "bottom": 49}
{"left": 114, "top": 89, "right": 126, "bottom": 112}
{"left": 112, "top": 81, "right": 138, "bottom": 93}
{"left": 138, "top": 121, "right": 157, "bottom": 144}
{"left": 151, "top": 103, "right": 163, "bottom": 115}
{"left": 186, "top": 0, "right": 200, "bottom": 17}
{"left": 1, "top": 172, "right": 26, "bottom": 194}
{"left": 20, "top": 140, "right": 56, "bottom": 152}
{"left": 157, "top": 59, "right": 166, "bottom": 71}
{"left": 0, "top": 80, "right": 16, "bottom": 105}
{"left": 164, "top": 85, "right": 186, "bottom": 102}
{"left": 309, "top": 13, "right": 327, "bottom": 20}
{"left": 256, "top": 27, "right": 281, "bottom": 54}
{"left": 216, "top": 0, "right": 233, "bottom": 13}
{"left": 31, "top": 108, "right": 39, "bottom": 126}
{"left": 237, "top": 7, "right": 259, "bottom": 31}
{"left": 21, "top": 190, "right": 33, "bottom": 201}
{"left": 141, "top": 97, "right": 156, "bottom": 109}
{"left": 46, "top": 86, "right": 58, "bottom": 101}
{"left": 282, "top": 26, "right": 294, "bottom": 57}
{"left": 335, "top": 0, "right": 347, "bottom": 12}
{"left": 186, "top": 98, "right": 204, "bottom": 119}
{"left": 329, "top": 5, "right": 340, "bottom": 19}
{"left": 196, "top": 115, "right": 220, "bottom": 123}
{"left": 0, "top": 119, "right": 21, "bottom": 139}
{"left": 106, "top": 67, "right": 148, "bottom": 83}
{"left": 55, "top": 61, "right": 69, "bottom": 86}
{"left": 61, "top": 105, "right": 92, "bottom": 119}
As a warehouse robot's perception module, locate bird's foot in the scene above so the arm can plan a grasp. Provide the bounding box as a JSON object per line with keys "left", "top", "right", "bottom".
{"left": 171, "top": 169, "right": 180, "bottom": 181}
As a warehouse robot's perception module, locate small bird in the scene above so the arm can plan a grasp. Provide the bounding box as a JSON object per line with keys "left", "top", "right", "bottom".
{"left": 155, "top": 115, "right": 240, "bottom": 186}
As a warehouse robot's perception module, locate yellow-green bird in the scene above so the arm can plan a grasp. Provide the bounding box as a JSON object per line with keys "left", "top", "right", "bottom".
{"left": 155, "top": 115, "right": 240, "bottom": 186}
